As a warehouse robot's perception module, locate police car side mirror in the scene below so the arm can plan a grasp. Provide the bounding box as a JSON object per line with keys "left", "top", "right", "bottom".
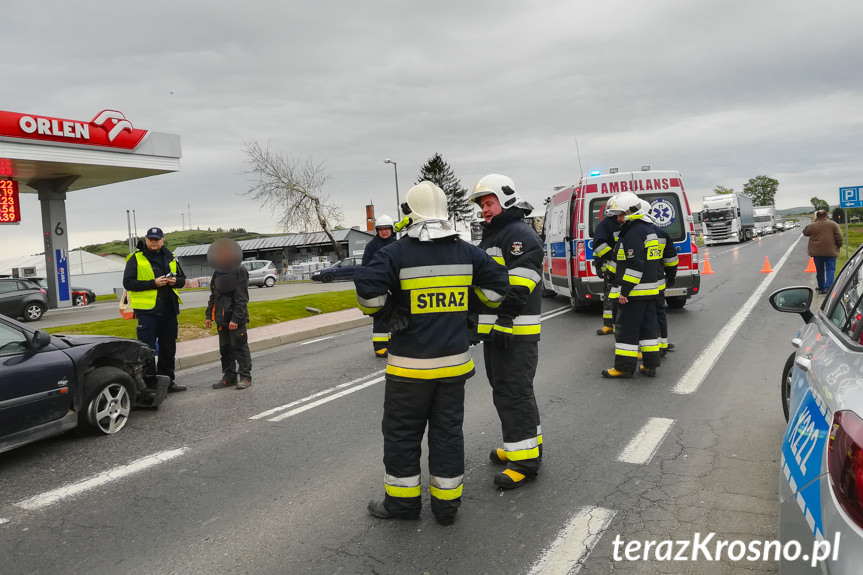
{"left": 769, "top": 287, "right": 814, "bottom": 323}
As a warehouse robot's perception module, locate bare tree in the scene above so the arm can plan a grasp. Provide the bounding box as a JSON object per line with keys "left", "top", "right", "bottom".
{"left": 244, "top": 141, "right": 345, "bottom": 260}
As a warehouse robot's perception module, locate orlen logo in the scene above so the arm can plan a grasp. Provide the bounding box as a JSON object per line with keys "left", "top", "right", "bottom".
{"left": 1, "top": 109, "right": 150, "bottom": 150}
{"left": 91, "top": 110, "right": 135, "bottom": 142}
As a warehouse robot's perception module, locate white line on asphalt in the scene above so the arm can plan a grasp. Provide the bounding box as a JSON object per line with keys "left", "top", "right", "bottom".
{"left": 617, "top": 417, "right": 675, "bottom": 465}
{"left": 541, "top": 307, "right": 571, "bottom": 321}
{"left": 248, "top": 369, "right": 386, "bottom": 420}
{"left": 268, "top": 376, "right": 386, "bottom": 422}
{"left": 672, "top": 235, "right": 803, "bottom": 395}
{"left": 15, "top": 447, "right": 188, "bottom": 511}
{"left": 300, "top": 336, "right": 334, "bottom": 345}
{"left": 526, "top": 506, "right": 617, "bottom": 575}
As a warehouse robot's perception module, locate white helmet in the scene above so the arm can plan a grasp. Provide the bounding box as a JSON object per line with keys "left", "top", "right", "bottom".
{"left": 375, "top": 214, "right": 394, "bottom": 229}
{"left": 468, "top": 174, "right": 533, "bottom": 211}
{"left": 604, "top": 194, "right": 623, "bottom": 217}
{"left": 401, "top": 181, "right": 449, "bottom": 223}
{"left": 605, "top": 191, "right": 641, "bottom": 217}
{"left": 637, "top": 199, "right": 654, "bottom": 223}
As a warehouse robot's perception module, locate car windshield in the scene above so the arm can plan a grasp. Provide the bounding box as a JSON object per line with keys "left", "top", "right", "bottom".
{"left": 703, "top": 209, "right": 734, "bottom": 221}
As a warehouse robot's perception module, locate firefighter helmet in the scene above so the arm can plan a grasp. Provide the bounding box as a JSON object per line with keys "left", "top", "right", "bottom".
{"left": 375, "top": 215, "right": 394, "bottom": 229}
{"left": 401, "top": 181, "right": 449, "bottom": 223}
{"left": 605, "top": 191, "right": 641, "bottom": 216}
{"left": 637, "top": 199, "right": 654, "bottom": 223}
{"left": 468, "top": 174, "right": 533, "bottom": 211}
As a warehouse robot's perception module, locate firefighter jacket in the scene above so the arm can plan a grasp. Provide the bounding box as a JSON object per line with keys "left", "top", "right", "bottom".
{"left": 474, "top": 208, "right": 544, "bottom": 342}
{"left": 652, "top": 225, "right": 678, "bottom": 290}
{"left": 354, "top": 235, "right": 509, "bottom": 384}
{"left": 593, "top": 216, "right": 622, "bottom": 274}
{"left": 206, "top": 266, "right": 250, "bottom": 326}
{"left": 362, "top": 233, "right": 396, "bottom": 266}
{"left": 607, "top": 217, "right": 664, "bottom": 300}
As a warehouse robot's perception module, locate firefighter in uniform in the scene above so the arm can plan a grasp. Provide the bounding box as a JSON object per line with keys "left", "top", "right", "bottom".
{"left": 593, "top": 195, "right": 625, "bottom": 335}
{"left": 639, "top": 200, "right": 678, "bottom": 357}
{"left": 362, "top": 215, "right": 397, "bottom": 358}
{"left": 355, "top": 182, "right": 509, "bottom": 526}
{"left": 469, "top": 174, "right": 545, "bottom": 490}
{"left": 601, "top": 193, "right": 663, "bottom": 379}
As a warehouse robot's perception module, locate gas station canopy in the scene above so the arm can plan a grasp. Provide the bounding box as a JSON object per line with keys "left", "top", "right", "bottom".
{"left": 0, "top": 108, "right": 181, "bottom": 309}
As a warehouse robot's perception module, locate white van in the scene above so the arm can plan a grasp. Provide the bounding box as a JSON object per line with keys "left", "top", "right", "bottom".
{"left": 542, "top": 169, "right": 701, "bottom": 309}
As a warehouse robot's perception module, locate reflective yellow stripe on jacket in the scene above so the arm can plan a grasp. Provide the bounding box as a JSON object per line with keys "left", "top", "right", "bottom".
{"left": 126, "top": 251, "right": 181, "bottom": 310}
{"left": 386, "top": 351, "right": 475, "bottom": 381}
{"left": 476, "top": 314, "right": 541, "bottom": 336}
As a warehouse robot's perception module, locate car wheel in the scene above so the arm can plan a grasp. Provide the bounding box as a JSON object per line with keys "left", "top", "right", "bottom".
{"left": 22, "top": 303, "right": 45, "bottom": 321}
{"left": 74, "top": 294, "right": 87, "bottom": 307}
{"left": 322, "top": 273, "right": 334, "bottom": 283}
{"left": 570, "top": 295, "right": 592, "bottom": 313}
{"left": 79, "top": 367, "right": 135, "bottom": 435}
{"left": 264, "top": 276, "right": 276, "bottom": 288}
{"left": 666, "top": 296, "right": 687, "bottom": 309}
{"left": 541, "top": 287, "right": 557, "bottom": 298}
{"left": 781, "top": 352, "right": 795, "bottom": 422}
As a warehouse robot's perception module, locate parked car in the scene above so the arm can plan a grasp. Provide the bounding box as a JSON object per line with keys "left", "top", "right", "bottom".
{"left": 0, "top": 278, "right": 48, "bottom": 321}
{"left": 770, "top": 241, "right": 863, "bottom": 573}
{"left": 29, "top": 277, "right": 97, "bottom": 307}
{"left": 241, "top": 260, "right": 278, "bottom": 288}
{"left": 311, "top": 257, "right": 362, "bottom": 283}
{"left": 0, "top": 313, "right": 169, "bottom": 454}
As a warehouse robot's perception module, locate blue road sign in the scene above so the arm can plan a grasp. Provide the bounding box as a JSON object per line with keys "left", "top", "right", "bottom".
{"left": 839, "top": 186, "right": 863, "bottom": 208}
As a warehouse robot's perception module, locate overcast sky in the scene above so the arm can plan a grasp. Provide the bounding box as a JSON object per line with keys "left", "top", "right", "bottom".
{"left": 3, "top": 0, "right": 863, "bottom": 260}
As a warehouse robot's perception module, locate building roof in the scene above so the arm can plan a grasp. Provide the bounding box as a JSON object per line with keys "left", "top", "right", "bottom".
{"left": 172, "top": 229, "right": 371, "bottom": 257}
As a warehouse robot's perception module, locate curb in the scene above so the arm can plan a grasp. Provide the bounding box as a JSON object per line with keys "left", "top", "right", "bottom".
{"left": 175, "top": 315, "right": 371, "bottom": 371}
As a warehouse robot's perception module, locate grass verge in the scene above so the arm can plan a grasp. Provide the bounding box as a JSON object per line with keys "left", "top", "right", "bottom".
{"left": 836, "top": 225, "right": 863, "bottom": 271}
{"left": 47, "top": 290, "right": 359, "bottom": 342}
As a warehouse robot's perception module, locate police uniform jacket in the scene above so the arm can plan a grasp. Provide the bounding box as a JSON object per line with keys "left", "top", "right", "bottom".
{"left": 122, "top": 247, "right": 186, "bottom": 316}
{"left": 354, "top": 234, "right": 509, "bottom": 384}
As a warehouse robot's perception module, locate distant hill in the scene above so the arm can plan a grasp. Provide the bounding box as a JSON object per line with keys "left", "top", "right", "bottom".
{"left": 79, "top": 229, "right": 272, "bottom": 257}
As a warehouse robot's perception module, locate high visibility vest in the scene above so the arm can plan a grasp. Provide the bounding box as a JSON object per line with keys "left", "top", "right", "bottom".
{"left": 126, "top": 251, "right": 182, "bottom": 310}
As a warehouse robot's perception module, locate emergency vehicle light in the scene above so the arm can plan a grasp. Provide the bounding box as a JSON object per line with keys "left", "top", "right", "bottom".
{"left": 589, "top": 170, "right": 601, "bottom": 177}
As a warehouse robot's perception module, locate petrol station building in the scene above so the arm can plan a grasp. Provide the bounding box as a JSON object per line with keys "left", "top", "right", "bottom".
{"left": 0, "top": 109, "right": 181, "bottom": 308}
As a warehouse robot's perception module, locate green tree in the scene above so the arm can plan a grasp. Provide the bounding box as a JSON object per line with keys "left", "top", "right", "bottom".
{"left": 741, "top": 175, "right": 779, "bottom": 207}
{"left": 713, "top": 185, "right": 734, "bottom": 195}
{"left": 810, "top": 197, "right": 830, "bottom": 212}
{"left": 415, "top": 153, "right": 472, "bottom": 227}
{"left": 833, "top": 207, "right": 845, "bottom": 223}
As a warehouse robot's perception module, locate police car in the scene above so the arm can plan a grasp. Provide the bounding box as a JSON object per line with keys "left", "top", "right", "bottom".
{"left": 770, "top": 242, "right": 863, "bottom": 573}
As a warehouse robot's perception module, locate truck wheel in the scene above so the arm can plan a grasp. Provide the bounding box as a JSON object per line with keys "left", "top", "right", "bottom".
{"left": 666, "top": 296, "right": 687, "bottom": 309}
{"left": 79, "top": 366, "right": 135, "bottom": 435}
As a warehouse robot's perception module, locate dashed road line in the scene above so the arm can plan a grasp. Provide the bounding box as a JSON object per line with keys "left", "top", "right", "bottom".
{"left": 672, "top": 235, "right": 802, "bottom": 395}
{"left": 617, "top": 417, "right": 675, "bottom": 465}
{"left": 301, "top": 336, "right": 334, "bottom": 345}
{"left": 268, "top": 376, "right": 386, "bottom": 422}
{"left": 526, "top": 506, "right": 617, "bottom": 575}
{"left": 15, "top": 447, "right": 188, "bottom": 511}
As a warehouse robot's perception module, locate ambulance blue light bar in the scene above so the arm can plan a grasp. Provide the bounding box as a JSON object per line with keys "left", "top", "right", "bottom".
{"left": 589, "top": 170, "right": 601, "bottom": 177}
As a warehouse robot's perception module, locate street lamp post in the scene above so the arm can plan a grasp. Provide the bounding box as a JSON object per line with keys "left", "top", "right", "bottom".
{"left": 383, "top": 159, "right": 400, "bottom": 217}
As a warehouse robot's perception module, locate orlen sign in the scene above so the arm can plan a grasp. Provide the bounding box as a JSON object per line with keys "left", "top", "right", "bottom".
{"left": 0, "top": 109, "right": 149, "bottom": 150}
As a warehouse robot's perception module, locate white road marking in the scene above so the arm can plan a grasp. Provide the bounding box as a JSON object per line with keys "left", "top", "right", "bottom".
{"left": 541, "top": 307, "right": 572, "bottom": 321}
{"left": 15, "top": 447, "right": 188, "bottom": 511}
{"left": 617, "top": 417, "right": 675, "bottom": 465}
{"left": 268, "top": 376, "right": 385, "bottom": 422}
{"left": 249, "top": 369, "right": 386, "bottom": 420}
{"left": 526, "top": 506, "right": 617, "bottom": 575}
{"left": 300, "top": 336, "right": 334, "bottom": 345}
{"left": 672, "top": 235, "right": 803, "bottom": 395}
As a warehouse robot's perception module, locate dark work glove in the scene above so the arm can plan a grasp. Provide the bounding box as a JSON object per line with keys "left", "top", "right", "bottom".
{"left": 593, "top": 260, "right": 604, "bottom": 279}
{"left": 490, "top": 317, "right": 514, "bottom": 349}
{"left": 467, "top": 313, "right": 480, "bottom": 345}
{"left": 387, "top": 306, "right": 410, "bottom": 334}
{"left": 666, "top": 275, "right": 676, "bottom": 288}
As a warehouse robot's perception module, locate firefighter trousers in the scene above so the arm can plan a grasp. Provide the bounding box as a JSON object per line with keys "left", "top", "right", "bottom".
{"left": 372, "top": 316, "right": 390, "bottom": 353}
{"left": 656, "top": 293, "right": 669, "bottom": 350}
{"left": 602, "top": 276, "right": 617, "bottom": 328}
{"left": 483, "top": 341, "right": 542, "bottom": 473}
{"left": 614, "top": 298, "right": 660, "bottom": 372}
{"left": 382, "top": 378, "right": 465, "bottom": 519}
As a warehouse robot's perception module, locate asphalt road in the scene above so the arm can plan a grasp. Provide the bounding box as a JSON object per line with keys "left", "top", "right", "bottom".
{"left": 0, "top": 229, "right": 811, "bottom": 574}
{"left": 36, "top": 280, "right": 357, "bottom": 328}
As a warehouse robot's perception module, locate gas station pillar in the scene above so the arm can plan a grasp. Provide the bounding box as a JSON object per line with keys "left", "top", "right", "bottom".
{"left": 34, "top": 176, "right": 78, "bottom": 309}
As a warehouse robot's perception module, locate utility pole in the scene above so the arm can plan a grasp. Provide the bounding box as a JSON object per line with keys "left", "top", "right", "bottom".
{"left": 181, "top": 213, "right": 185, "bottom": 230}
{"left": 126, "top": 210, "right": 134, "bottom": 254}
{"left": 132, "top": 210, "right": 138, "bottom": 245}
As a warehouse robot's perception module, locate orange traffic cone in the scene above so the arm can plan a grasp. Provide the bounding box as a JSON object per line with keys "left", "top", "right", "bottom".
{"left": 760, "top": 256, "right": 773, "bottom": 273}
{"left": 805, "top": 257, "right": 816, "bottom": 273}
{"left": 701, "top": 257, "right": 715, "bottom": 275}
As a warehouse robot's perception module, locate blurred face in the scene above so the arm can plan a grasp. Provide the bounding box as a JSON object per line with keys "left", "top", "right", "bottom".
{"left": 145, "top": 237, "right": 164, "bottom": 251}
{"left": 377, "top": 227, "right": 393, "bottom": 239}
{"left": 479, "top": 194, "right": 503, "bottom": 223}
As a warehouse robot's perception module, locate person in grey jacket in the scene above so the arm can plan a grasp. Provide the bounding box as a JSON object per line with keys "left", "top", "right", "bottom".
{"left": 206, "top": 239, "right": 252, "bottom": 389}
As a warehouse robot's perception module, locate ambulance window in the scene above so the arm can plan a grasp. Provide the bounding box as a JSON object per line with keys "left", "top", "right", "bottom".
{"left": 588, "top": 199, "right": 609, "bottom": 237}
{"left": 641, "top": 193, "right": 685, "bottom": 242}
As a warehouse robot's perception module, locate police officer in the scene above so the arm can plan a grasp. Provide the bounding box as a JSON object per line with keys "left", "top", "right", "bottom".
{"left": 362, "top": 215, "right": 397, "bottom": 358}
{"left": 639, "top": 200, "right": 678, "bottom": 357}
{"left": 355, "top": 182, "right": 509, "bottom": 526}
{"left": 469, "top": 174, "right": 544, "bottom": 490}
{"left": 593, "top": 195, "right": 625, "bottom": 335}
{"left": 601, "top": 193, "right": 663, "bottom": 379}
{"left": 123, "top": 227, "right": 187, "bottom": 392}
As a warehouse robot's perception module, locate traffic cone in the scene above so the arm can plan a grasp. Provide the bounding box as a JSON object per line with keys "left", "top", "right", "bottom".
{"left": 805, "top": 257, "right": 816, "bottom": 273}
{"left": 701, "top": 257, "right": 715, "bottom": 275}
{"left": 760, "top": 256, "right": 773, "bottom": 273}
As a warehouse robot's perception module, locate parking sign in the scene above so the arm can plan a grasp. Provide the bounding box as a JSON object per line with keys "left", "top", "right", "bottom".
{"left": 839, "top": 186, "right": 863, "bottom": 208}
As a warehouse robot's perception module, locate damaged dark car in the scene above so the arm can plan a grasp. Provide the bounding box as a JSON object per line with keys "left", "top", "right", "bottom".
{"left": 0, "top": 313, "right": 169, "bottom": 454}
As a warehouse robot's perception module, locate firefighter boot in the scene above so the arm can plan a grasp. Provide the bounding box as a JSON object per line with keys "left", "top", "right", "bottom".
{"left": 639, "top": 365, "right": 657, "bottom": 378}
{"left": 489, "top": 448, "right": 508, "bottom": 465}
{"left": 367, "top": 499, "right": 420, "bottom": 521}
{"left": 375, "top": 348, "right": 389, "bottom": 359}
{"left": 494, "top": 464, "right": 538, "bottom": 490}
{"left": 601, "top": 368, "right": 634, "bottom": 379}
{"left": 596, "top": 326, "right": 614, "bottom": 336}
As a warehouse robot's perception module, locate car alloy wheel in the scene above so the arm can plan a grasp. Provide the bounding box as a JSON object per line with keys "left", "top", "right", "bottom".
{"left": 74, "top": 294, "right": 87, "bottom": 307}
{"left": 265, "top": 276, "right": 276, "bottom": 287}
{"left": 88, "top": 383, "right": 131, "bottom": 434}
{"left": 23, "top": 303, "right": 44, "bottom": 321}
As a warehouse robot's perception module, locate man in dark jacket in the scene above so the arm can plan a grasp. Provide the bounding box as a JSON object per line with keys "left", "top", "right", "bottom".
{"left": 593, "top": 198, "right": 625, "bottom": 335}
{"left": 122, "top": 227, "right": 187, "bottom": 392}
{"left": 206, "top": 238, "right": 252, "bottom": 389}
{"left": 803, "top": 210, "right": 844, "bottom": 293}
{"left": 469, "top": 174, "right": 545, "bottom": 490}
{"left": 362, "top": 215, "right": 396, "bottom": 357}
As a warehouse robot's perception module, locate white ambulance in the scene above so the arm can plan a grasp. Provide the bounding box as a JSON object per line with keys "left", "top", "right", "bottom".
{"left": 541, "top": 169, "right": 701, "bottom": 309}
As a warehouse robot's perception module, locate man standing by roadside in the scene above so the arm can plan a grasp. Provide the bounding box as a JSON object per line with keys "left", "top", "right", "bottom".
{"left": 207, "top": 238, "right": 252, "bottom": 390}
{"left": 123, "top": 227, "right": 187, "bottom": 392}
{"left": 593, "top": 196, "right": 625, "bottom": 336}
{"left": 362, "top": 215, "right": 396, "bottom": 358}
{"left": 803, "top": 210, "right": 844, "bottom": 294}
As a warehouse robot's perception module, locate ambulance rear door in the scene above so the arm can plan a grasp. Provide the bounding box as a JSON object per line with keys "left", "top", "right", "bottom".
{"left": 543, "top": 187, "right": 575, "bottom": 297}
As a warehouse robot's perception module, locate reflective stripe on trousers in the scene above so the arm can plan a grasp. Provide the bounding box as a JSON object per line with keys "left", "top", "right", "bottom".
{"left": 429, "top": 474, "right": 464, "bottom": 501}
{"left": 385, "top": 474, "right": 421, "bottom": 498}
